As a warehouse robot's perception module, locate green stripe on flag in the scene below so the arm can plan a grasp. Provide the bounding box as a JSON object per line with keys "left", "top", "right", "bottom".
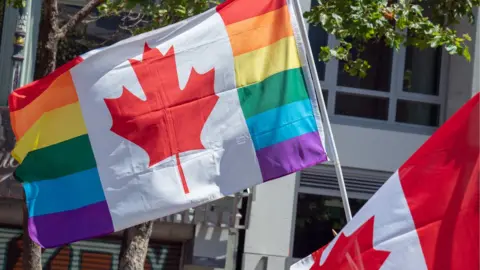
{"left": 15, "top": 135, "right": 97, "bottom": 183}
{"left": 237, "top": 68, "right": 309, "bottom": 119}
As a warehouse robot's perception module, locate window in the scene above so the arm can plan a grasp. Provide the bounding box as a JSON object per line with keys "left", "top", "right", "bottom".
{"left": 307, "top": 1, "right": 446, "bottom": 131}
{"left": 337, "top": 40, "right": 393, "bottom": 92}
{"left": 292, "top": 193, "right": 367, "bottom": 258}
{"left": 293, "top": 165, "right": 392, "bottom": 258}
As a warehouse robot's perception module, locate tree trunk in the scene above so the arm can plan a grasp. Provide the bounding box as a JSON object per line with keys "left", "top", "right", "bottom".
{"left": 22, "top": 199, "right": 42, "bottom": 270}
{"left": 119, "top": 220, "right": 154, "bottom": 270}
{"left": 42, "top": 36, "right": 59, "bottom": 76}
{"left": 36, "top": 0, "right": 60, "bottom": 78}
{"left": 36, "top": 36, "right": 59, "bottom": 77}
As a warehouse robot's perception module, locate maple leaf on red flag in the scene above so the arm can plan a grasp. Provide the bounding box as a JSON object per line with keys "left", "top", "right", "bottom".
{"left": 104, "top": 42, "right": 218, "bottom": 194}
{"left": 310, "top": 217, "right": 390, "bottom": 270}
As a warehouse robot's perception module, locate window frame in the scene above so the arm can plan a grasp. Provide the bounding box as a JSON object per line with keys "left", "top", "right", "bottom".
{"left": 315, "top": 33, "right": 449, "bottom": 134}
{"left": 298, "top": 186, "right": 372, "bottom": 201}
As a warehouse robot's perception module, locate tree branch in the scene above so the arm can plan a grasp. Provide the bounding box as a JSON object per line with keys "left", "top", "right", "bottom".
{"left": 44, "top": 0, "right": 60, "bottom": 33}
{"left": 57, "top": 0, "right": 105, "bottom": 39}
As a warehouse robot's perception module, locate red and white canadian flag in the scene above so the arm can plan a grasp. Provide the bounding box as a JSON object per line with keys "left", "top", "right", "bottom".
{"left": 291, "top": 93, "right": 479, "bottom": 270}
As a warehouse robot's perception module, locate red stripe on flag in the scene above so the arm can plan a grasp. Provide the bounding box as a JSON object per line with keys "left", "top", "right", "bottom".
{"left": 9, "top": 57, "right": 83, "bottom": 112}
{"left": 216, "top": 0, "right": 286, "bottom": 25}
{"left": 399, "top": 93, "right": 479, "bottom": 270}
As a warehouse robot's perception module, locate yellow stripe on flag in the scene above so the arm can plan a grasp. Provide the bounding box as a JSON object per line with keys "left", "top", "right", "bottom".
{"left": 12, "top": 102, "right": 88, "bottom": 163}
{"left": 234, "top": 36, "right": 301, "bottom": 88}
{"left": 226, "top": 5, "right": 293, "bottom": 57}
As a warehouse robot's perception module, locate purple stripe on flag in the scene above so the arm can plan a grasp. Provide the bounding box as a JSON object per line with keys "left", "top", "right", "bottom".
{"left": 28, "top": 201, "right": 114, "bottom": 248}
{"left": 256, "top": 131, "right": 327, "bottom": 181}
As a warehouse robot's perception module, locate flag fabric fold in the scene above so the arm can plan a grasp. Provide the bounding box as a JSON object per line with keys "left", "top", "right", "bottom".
{"left": 9, "top": 0, "right": 328, "bottom": 248}
{"left": 291, "top": 93, "right": 479, "bottom": 270}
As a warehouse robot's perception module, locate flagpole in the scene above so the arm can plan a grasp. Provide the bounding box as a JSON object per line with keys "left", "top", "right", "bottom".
{"left": 292, "top": 0, "right": 353, "bottom": 222}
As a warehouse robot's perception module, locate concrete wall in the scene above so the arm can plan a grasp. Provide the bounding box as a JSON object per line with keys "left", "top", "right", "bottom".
{"left": 192, "top": 225, "right": 229, "bottom": 267}
{"left": 473, "top": 8, "right": 480, "bottom": 98}
{"left": 329, "top": 124, "right": 428, "bottom": 172}
{"left": 242, "top": 174, "right": 299, "bottom": 270}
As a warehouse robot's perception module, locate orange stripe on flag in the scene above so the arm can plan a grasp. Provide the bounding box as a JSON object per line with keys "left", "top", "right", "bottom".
{"left": 217, "top": 0, "right": 286, "bottom": 26}
{"left": 226, "top": 5, "right": 293, "bottom": 56}
{"left": 9, "top": 57, "right": 82, "bottom": 112}
{"left": 11, "top": 71, "right": 79, "bottom": 139}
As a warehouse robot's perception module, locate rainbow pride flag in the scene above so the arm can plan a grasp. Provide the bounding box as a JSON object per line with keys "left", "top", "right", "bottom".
{"left": 10, "top": 0, "right": 328, "bottom": 248}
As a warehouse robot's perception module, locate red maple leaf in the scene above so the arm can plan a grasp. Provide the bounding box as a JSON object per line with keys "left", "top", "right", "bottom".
{"left": 104, "top": 42, "right": 218, "bottom": 194}
{"left": 310, "top": 217, "right": 390, "bottom": 270}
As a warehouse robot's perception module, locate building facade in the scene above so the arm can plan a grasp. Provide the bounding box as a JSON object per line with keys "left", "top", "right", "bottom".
{"left": 240, "top": 2, "right": 480, "bottom": 270}
{"left": 0, "top": 1, "right": 478, "bottom": 270}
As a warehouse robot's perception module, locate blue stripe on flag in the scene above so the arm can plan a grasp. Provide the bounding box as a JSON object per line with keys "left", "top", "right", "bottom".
{"left": 24, "top": 168, "right": 106, "bottom": 217}
{"left": 246, "top": 99, "right": 318, "bottom": 150}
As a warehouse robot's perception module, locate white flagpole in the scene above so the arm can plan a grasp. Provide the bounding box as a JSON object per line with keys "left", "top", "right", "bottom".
{"left": 292, "top": 0, "right": 353, "bottom": 221}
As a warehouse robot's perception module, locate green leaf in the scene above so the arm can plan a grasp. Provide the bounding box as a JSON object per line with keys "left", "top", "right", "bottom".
{"left": 463, "top": 33, "right": 472, "bottom": 42}
{"left": 332, "top": 13, "right": 343, "bottom": 25}
{"left": 6, "top": 0, "right": 26, "bottom": 8}
{"left": 319, "top": 46, "right": 332, "bottom": 62}
{"left": 411, "top": 5, "right": 423, "bottom": 15}
{"left": 320, "top": 14, "right": 328, "bottom": 26}
{"left": 462, "top": 47, "right": 471, "bottom": 61}
{"left": 445, "top": 44, "right": 457, "bottom": 53}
